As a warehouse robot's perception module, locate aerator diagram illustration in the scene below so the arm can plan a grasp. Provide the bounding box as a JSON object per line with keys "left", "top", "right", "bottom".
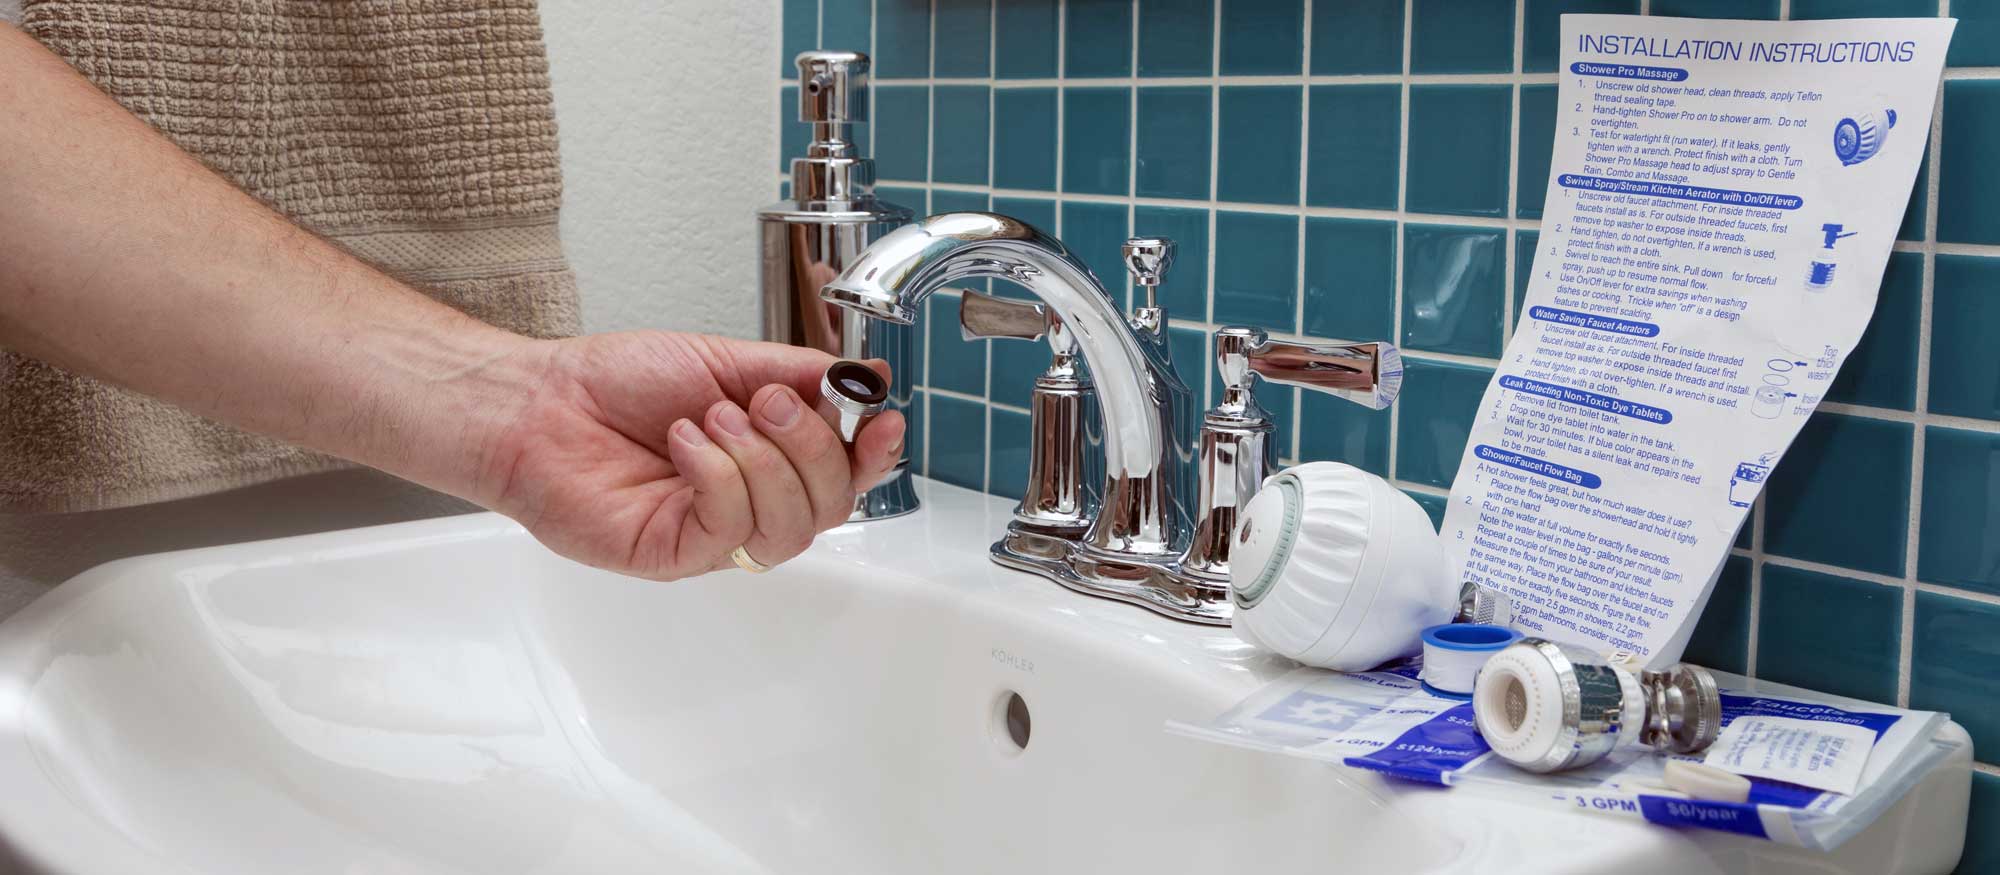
{"left": 1805, "top": 223, "right": 1858, "bottom": 290}
{"left": 1833, "top": 107, "right": 1896, "bottom": 166}
{"left": 1729, "top": 452, "right": 1778, "bottom": 509}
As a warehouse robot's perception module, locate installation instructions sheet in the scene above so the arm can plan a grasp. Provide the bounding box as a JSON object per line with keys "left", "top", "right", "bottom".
{"left": 1441, "top": 14, "right": 1955, "bottom": 666}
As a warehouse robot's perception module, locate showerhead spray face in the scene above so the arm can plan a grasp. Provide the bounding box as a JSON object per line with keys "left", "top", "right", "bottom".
{"left": 1229, "top": 463, "right": 1462, "bottom": 672}
{"left": 816, "top": 360, "right": 888, "bottom": 444}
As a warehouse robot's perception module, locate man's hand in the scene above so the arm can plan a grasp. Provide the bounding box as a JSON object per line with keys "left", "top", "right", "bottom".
{"left": 475, "top": 332, "right": 907, "bottom": 580}
{"left": 1, "top": 26, "right": 907, "bottom": 579}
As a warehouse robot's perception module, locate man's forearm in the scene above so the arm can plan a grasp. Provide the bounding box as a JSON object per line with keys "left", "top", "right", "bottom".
{"left": 0, "top": 24, "right": 543, "bottom": 502}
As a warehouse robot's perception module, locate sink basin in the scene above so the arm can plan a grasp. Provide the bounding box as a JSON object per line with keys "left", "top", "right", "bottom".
{"left": 0, "top": 479, "right": 1969, "bottom": 874}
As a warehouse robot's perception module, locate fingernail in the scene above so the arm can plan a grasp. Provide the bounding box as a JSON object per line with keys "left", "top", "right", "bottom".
{"left": 673, "top": 419, "right": 708, "bottom": 447}
{"left": 761, "top": 389, "right": 801, "bottom": 427}
{"left": 714, "top": 403, "right": 753, "bottom": 437}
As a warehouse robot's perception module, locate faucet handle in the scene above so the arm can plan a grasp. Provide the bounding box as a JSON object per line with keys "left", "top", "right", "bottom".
{"left": 958, "top": 289, "right": 1048, "bottom": 342}
{"left": 1122, "top": 237, "right": 1176, "bottom": 288}
{"left": 1247, "top": 334, "right": 1404, "bottom": 411}
{"left": 959, "top": 289, "right": 1081, "bottom": 374}
{"left": 960, "top": 292, "right": 1094, "bottom": 538}
{"left": 1122, "top": 237, "right": 1176, "bottom": 333}
{"left": 1213, "top": 327, "right": 1258, "bottom": 375}
{"left": 1213, "top": 328, "right": 1404, "bottom": 413}
{"left": 1181, "top": 330, "right": 1400, "bottom": 583}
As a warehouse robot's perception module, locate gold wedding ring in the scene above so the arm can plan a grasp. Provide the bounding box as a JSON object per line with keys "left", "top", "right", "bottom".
{"left": 730, "top": 546, "right": 771, "bottom": 574}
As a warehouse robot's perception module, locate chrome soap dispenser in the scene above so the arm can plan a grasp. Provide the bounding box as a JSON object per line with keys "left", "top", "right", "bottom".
{"left": 759, "top": 51, "right": 918, "bottom": 520}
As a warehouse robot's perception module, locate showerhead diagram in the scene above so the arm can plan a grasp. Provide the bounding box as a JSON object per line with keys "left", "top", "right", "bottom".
{"left": 1833, "top": 107, "right": 1896, "bottom": 166}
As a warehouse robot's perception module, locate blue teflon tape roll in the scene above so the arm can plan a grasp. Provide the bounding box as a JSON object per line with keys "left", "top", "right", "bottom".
{"left": 1420, "top": 623, "right": 1523, "bottom": 697}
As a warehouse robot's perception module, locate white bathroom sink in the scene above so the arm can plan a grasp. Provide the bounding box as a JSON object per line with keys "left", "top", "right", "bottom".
{"left": 0, "top": 479, "right": 1969, "bottom": 874}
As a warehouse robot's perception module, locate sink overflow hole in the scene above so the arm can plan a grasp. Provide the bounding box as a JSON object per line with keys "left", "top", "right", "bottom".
{"left": 993, "top": 690, "right": 1031, "bottom": 754}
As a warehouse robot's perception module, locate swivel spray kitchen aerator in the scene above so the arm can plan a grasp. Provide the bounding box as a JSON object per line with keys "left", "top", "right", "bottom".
{"left": 1472, "top": 638, "right": 1722, "bottom": 774}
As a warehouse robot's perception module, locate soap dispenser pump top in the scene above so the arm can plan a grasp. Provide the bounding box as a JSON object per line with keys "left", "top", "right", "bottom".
{"left": 788, "top": 51, "right": 879, "bottom": 205}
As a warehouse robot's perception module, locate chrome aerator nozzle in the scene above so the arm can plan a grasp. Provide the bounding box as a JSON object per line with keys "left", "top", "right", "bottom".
{"left": 816, "top": 360, "right": 888, "bottom": 444}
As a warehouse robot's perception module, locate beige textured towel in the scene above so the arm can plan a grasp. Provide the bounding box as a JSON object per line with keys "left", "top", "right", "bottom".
{"left": 6, "top": 0, "right": 582, "bottom": 512}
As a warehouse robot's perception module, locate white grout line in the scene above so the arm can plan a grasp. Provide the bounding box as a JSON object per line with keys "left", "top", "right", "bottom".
{"left": 1746, "top": 491, "right": 1765, "bottom": 676}
{"left": 1294, "top": 0, "right": 1316, "bottom": 466}
{"left": 1203, "top": 0, "right": 1223, "bottom": 409}
{"left": 928, "top": 384, "right": 1029, "bottom": 415}
{"left": 778, "top": 73, "right": 1573, "bottom": 91}
{"left": 1126, "top": 0, "right": 1141, "bottom": 311}
{"left": 1898, "top": 7, "right": 1951, "bottom": 709}
{"left": 937, "top": 186, "right": 1534, "bottom": 226}
{"left": 1054, "top": 4, "right": 1067, "bottom": 204}
{"left": 1397, "top": 480, "right": 1451, "bottom": 497}
{"left": 860, "top": 72, "right": 1566, "bottom": 87}
{"left": 1749, "top": 553, "right": 2000, "bottom": 607}
{"left": 1504, "top": 0, "right": 1524, "bottom": 356}
{"left": 785, "top": 169, "right": 2000, "bottom": 273}
{"left": 1917, "top": 240, "right": 2000, "bottom": 256}
{"left": 1810, "top": 402, "right": 2000, "bottom": 434}
{"left": 1389, "top": 0, "right": 1414, "bottom": 484}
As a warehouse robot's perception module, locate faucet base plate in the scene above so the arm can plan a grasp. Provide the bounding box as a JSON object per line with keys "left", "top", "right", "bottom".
{"left": 848, "top": 467, "right": 921, "bottom": 522}
{"left": 989, "top": 530, "right": 1232, "bottom": 625}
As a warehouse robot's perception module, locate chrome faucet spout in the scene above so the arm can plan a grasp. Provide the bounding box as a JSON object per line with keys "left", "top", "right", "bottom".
{"left": 822, "top": 212, "right": 1185, "bottom": 556}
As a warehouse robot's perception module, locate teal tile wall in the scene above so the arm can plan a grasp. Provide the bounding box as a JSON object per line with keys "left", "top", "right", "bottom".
{"left": 1134, "top": 86, "right": 1211, "bottom": 199}
{"left": 781, "top": 3, "right": 2000, "bottom": 850}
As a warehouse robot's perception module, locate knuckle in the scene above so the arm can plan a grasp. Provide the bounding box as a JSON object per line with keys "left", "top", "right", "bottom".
{"left": 796, "top": 431, "right": 846, "bottom": 469}
{"left": 757, "top": 525, "right": 812, "bottom": 558}
{"left": 749, "top": 438, "right": 794, "bottom": 472}
{"left": 705, "top": 473, "right": 748, "bottom": 509}
{"left": 817, "top": 504, "right": 850, "bottom": 531}
{"left": 774, "top": 469, "right": 810, "bottom": 502}
{"left": 689, "top": 454, "right": 728, "bottom": 487}
{"left": 750, "top": 524, "right": 803, "bottom": 558}
{"left": 721, "top": 514, "right": 754, "bottom": 545}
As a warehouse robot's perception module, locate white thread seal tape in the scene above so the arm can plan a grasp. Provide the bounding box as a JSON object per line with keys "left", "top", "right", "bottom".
{"left": 1419, "top": 624, "right": 1523, "bottom": 698}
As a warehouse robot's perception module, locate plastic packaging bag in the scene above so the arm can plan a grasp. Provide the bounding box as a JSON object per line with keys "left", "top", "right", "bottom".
{"left": 1166, "top": 663, "right": 1955, "bottom": 850}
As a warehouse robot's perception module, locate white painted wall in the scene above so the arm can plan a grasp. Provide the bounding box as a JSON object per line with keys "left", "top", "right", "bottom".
{"left": 545, "top": 0, "right": 779, "bottom": 336}
{"left": 0, "top": 0, "right": 780, "bottom": 619}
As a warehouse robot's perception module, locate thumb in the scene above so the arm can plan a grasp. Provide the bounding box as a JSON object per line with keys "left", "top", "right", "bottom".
{"left": 850, "top": 409, "right": 908, "bottom": 489}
